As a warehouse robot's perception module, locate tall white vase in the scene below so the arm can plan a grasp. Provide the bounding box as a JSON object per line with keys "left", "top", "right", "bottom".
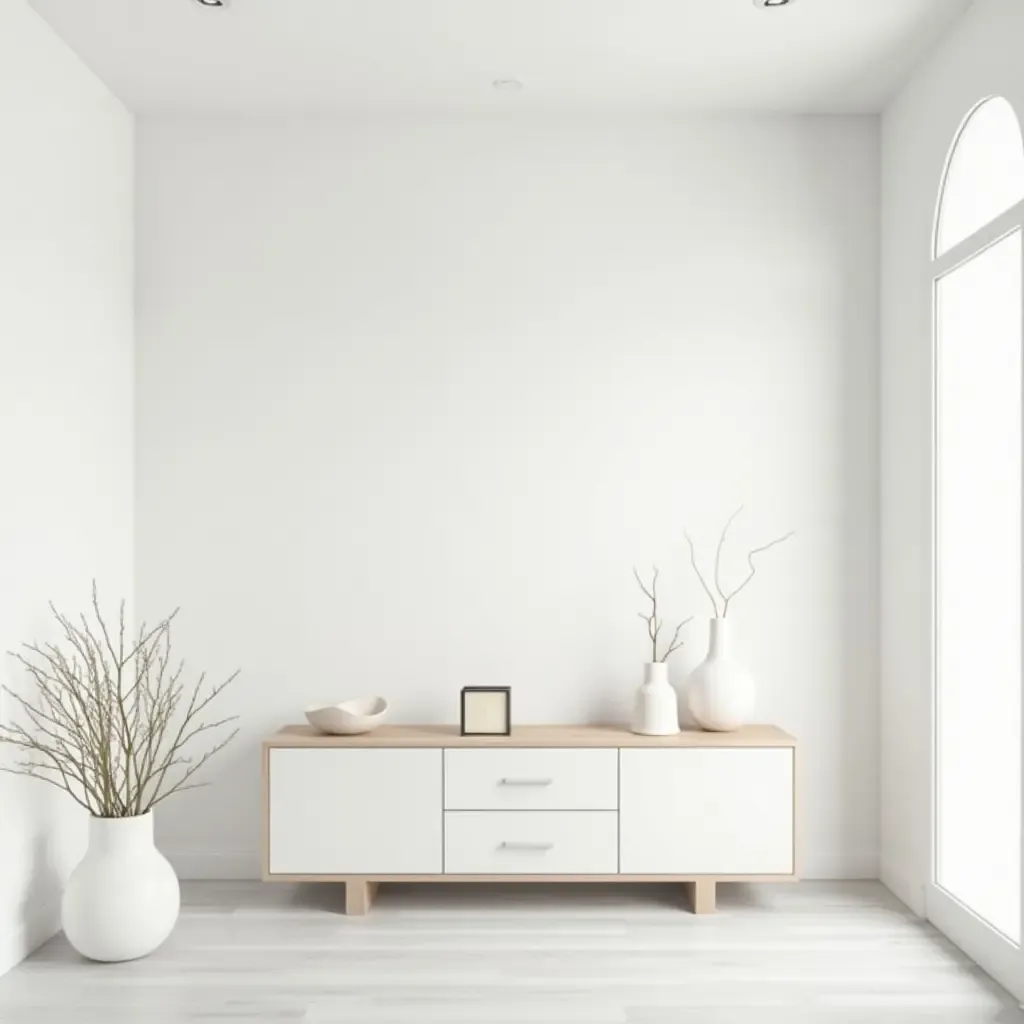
{"left": 686, "top": 618, "right": 755, "bottom": 732}
{"left": 631, "top": 662, "right": 680, "bottom": 736}
{"left": 62, "top": 812, "right": 180, "bottom": 962}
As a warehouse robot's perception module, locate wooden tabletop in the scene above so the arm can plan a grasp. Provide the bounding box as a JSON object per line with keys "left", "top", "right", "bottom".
{"left": 264, "top": 723, "right": 796, "bottom": 748}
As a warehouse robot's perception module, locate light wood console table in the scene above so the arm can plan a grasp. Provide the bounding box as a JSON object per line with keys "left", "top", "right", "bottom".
{"left": 262, "top": 724, "right": 797, "bottom": 915}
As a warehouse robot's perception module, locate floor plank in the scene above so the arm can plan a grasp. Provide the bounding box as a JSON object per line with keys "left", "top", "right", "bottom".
{"left": 0, "top": 881, "right": 1019, "bottom": 1022}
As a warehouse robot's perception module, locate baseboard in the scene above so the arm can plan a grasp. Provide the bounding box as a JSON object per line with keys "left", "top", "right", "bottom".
{"left": 164, "top": 848, "right": 880, "bottom": 883}
{"left": 801, "top": 848, "right": 880, "bottom": 881}
{"left": 0, "top": 898, "right": 60, "bottom": 979}
{"left": 880, "top": 858, "right": 927, "bottom": 917}
{"left": 165, "top": 848, "right": 263, "bottom": 881}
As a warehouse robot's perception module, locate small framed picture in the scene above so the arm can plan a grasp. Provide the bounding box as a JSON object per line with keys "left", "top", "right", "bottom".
{"left": 460, "top": 686, "right": 511, "bottom": 736}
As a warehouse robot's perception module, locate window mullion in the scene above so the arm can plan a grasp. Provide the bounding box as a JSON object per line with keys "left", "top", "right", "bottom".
{"left": 933, "top": 200, "right": 1024, "bottom": 279}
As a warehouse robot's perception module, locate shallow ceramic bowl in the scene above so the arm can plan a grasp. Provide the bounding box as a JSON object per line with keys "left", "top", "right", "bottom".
{"left": 304, "top": 696, "right": 389, "bottom": 735}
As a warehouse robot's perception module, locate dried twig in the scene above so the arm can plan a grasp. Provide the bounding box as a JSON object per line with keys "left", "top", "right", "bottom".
{"left": 721, "top": 531, "right": 795, "bottom": 617}
{"left": 685, "top": 532, "right": 721, "bottom": 618}
{"left": 0, "top": 583, "right": 239, "bottom": 817}
{"left": 633, "top": 566, "right": 692, "bottom": 662}
{"left": 685, "top": 510, "right": 794, "bottom": 619}
{"left": 714, "top": 506, "right": 745, "bottom": 609}
{"left": 660, "top": 617, "right": 692, "bottom": 662}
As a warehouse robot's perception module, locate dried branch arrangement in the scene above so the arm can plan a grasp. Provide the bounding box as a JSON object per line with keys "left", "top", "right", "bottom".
{"left": 633, "top": 566, "right": 693, "bottom": 663}
{"left": 0, "top": 585, "right": 239, "bottom": 818}
{"left": 686, "top": 506, "right": 794, "bottom": 618}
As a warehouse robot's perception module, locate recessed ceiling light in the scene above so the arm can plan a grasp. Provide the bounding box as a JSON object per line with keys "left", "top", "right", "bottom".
{"left": 492, "top": 79, "right": 524, "bottom": 93}
{"left": 193, "top": 0, "right": 228, "bottom": 7}
{"left": 753, "top": 0, "right": 793, "bottom": 7}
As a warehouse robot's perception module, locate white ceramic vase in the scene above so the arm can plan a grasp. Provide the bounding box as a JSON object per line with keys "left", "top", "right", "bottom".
{"left": 686, "top": 618, "right": 755, "bottom": 732}
{"left": 62, "top": 812, "right": 180, "bottom": 962}
{"left": 631, "top": 662, "right": 680, "bottom": 736}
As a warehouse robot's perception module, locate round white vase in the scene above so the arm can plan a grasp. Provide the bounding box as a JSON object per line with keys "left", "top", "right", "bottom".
{"left": 686, "top": 618, "right": 755, "bottom": 732}
{"left": 631, "top": 662, "right": 681, "bottom": 736}
{"left": 62, "top": 812, "right": 180, "bottom": 962}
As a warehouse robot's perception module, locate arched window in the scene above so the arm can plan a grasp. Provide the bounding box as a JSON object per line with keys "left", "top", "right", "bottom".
{"left": 933, "top": 96, "right": 1024, "bottom": 966}
{"left": 935, "top": 96, "right": 1024, "bottom": 256}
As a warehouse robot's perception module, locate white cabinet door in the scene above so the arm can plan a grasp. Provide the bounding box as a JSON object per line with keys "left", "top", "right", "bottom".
{"left": 619, "top": 748, "right": 794, "bottom": 875}
{"left": 268, "top": 748, "right": 442, "bottom": 875}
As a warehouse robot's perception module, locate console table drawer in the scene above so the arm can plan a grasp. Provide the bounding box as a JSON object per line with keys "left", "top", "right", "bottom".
{"left": 444, "top": 748, "right": 618, "bottom": 810}
{"left": 444, "top": 811, "right": 618, "bottom": 874}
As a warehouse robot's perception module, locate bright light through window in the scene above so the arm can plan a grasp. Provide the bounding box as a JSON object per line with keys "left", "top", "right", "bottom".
{"left": 935, "top": 230, "right": 1022, "bottom": 942}
{"left": 934, "top": 94, "right": 1024, "bottom": 950}
{"left": 936, "top": 97, "right": 1024, "bottom": 257}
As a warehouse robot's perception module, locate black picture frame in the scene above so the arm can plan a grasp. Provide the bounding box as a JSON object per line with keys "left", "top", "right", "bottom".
{"left": 460, "top": 686, "right": 511, "bottom": 736}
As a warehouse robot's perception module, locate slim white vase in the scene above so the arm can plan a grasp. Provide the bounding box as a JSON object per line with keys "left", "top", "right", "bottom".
{"left": 62, "top": 812, "right": 180, "bottom": 962}
{"left": 686, "top": 618, "right": 755, "bottom": 732}
{"left": 631, "top": 662, "right": 680, "bottom": 736}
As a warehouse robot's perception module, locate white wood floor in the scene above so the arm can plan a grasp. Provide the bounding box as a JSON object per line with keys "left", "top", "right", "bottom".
{"left": 0, "top": 881, "right": 1020, "bottom": 1022}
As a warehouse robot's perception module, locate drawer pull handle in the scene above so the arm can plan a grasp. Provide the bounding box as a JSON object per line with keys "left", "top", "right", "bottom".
{"left": 499, "top": 841, "right": 554, "bottom": 852}
{"left": 499, "top": 777, "right": 553, "bottom": 786}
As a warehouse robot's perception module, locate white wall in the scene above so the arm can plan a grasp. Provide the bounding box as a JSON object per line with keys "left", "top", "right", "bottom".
{"left": 881, "top": 0, "right": 1024, "bottom": 916}
{"left": 0, "top": 0, "right": 134, "bottom": 976}
{"left": 136, "top": 113, "right": 880, "bottom": 880}
{"left": 0, "top": 0, "right": 135, "bottom": 974}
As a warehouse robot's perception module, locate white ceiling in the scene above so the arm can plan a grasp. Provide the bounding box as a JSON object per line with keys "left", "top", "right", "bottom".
{"left": 28, "top": 0, "right": 973, "bottom": 114}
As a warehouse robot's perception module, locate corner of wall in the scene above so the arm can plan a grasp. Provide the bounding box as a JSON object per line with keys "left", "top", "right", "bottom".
{"left": 0, "top": 0, "right": 135, "bottom": 981}
{"left": 880, "top": 858, "right": 927, "bottom": 918}
{"left": 0, "top": 899, "right": 61, "bottom": 979}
